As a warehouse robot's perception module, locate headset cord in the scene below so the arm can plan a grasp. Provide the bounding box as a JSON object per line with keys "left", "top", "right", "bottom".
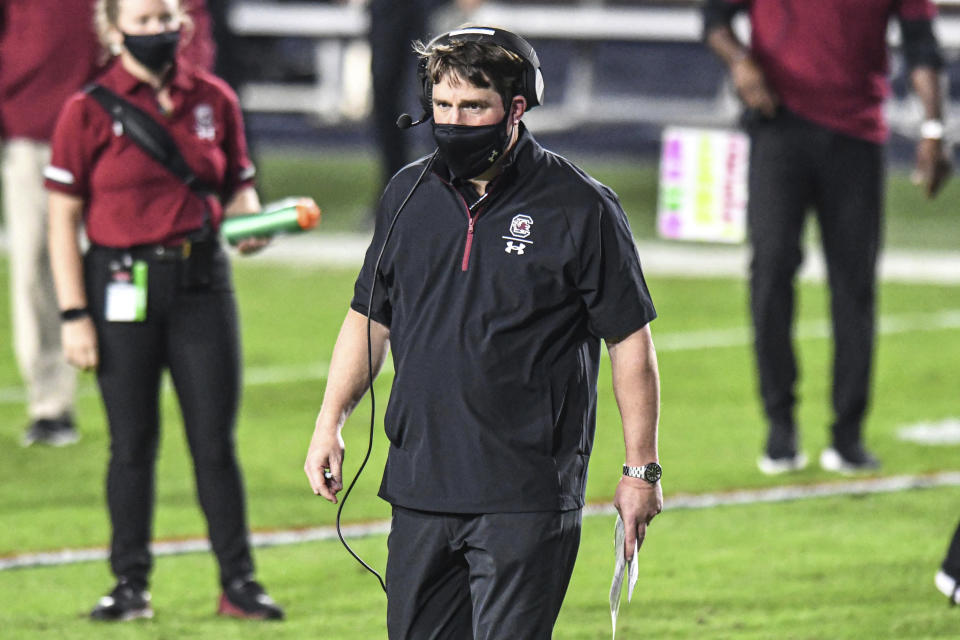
{"left": 334, "top": 150, "right": 439, "bottom": 594}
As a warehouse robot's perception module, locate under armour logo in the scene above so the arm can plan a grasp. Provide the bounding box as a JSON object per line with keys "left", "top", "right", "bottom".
{"left": 488, "top": 149, "right": 500, "bottom": 163}
{"left": 505, "top": 241, "right": 525, "bottom": 255}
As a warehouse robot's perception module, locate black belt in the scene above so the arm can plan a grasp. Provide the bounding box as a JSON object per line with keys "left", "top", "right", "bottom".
{"left": 91, "top": 240, "right": 202, "bottom": 262}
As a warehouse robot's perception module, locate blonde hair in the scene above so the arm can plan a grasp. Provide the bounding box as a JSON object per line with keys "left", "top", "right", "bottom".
{"left": 93, "top": 0, "right": 193, "bottom": 55}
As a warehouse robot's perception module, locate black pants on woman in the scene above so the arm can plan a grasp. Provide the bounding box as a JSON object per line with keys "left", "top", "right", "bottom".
{"left": 746, "top": 110, "right": 884, "bottom": 454}
{"left": 84, "top": 243, "right": 253, "bottom": 590}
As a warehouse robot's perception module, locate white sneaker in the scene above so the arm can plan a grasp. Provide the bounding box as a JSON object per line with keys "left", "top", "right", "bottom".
{"left": 935, "top": 570, "right": 960, "bottom": 604}
{"left": 757, "top": 452, "right": 808, "bottom": 475}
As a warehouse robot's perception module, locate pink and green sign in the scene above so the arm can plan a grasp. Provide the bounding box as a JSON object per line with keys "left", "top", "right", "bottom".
{"left": 657, "top": 127, "right": 748, "bottom": 244}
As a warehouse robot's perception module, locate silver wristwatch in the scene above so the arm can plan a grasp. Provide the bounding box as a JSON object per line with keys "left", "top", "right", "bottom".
{"left": 623, "top": 462, "right": 662, "bottom": 484}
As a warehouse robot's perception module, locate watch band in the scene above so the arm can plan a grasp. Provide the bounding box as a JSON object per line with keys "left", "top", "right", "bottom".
{"left": 623, "top": 462, "right": 662, "bottom": 483}
{"left": 60, "top": 307, "right": 90, "bottom": 322}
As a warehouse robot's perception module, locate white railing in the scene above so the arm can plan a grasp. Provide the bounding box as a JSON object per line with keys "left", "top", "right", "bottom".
{"left": 228, "top": 1, "right": 960, "bottom": 136}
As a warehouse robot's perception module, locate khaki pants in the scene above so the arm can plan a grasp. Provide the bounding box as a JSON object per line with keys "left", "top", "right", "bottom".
{"left": 2, "top": 139, "right": 76, "bottom": 419}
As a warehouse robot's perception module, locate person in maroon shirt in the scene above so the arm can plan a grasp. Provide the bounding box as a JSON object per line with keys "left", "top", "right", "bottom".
{"left": 0, "top": 0, "right": 100, "bottom": 446}
{"left": 45, "top": 0, "right": 283, "bottom": 622}
{"left": 703, "top": 0, "right": 951, "bottom": 474}
{"left": 0, "top": 0, "right": 215, "bottom": 448}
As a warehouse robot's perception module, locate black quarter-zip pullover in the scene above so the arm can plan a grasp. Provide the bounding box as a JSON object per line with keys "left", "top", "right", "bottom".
{"left": 352, "top": 125, "right": 656, "bottom": 513}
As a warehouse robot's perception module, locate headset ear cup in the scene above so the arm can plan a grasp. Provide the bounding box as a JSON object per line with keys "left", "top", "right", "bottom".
{"left": 532, "top": 67, "right": 544, "bottom": 107}
{"left": 417, "top": 57, "right": 433, "bottom": 115}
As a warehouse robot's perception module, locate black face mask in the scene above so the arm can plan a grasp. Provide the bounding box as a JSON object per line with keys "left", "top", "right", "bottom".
{"left": 123, "top": 30, "right": 180, "bottom": 73}
{"left": 432, "top": 111, "right": 514, "bottom": 180}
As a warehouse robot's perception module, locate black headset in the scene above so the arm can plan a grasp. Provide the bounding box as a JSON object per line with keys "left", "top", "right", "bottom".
{"left": 416, "top": 26, "right": 545, "bottom": 114}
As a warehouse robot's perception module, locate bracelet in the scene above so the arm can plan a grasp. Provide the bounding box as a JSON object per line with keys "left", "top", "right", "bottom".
{"left": 920, "top": 119, "right": 945, "bottom": 140}
{"left": 60, "top": 307, "right": 90, "bottom": 322}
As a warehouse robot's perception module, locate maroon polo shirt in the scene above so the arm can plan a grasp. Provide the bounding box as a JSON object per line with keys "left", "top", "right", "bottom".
{"left": 45, "top": 59, "right": 255, "bottom": 248}
{"left": 727, "top": 0, "right": 937, "bottom": 143}
{"left": 0, "top": 0, "right": 100, "bottom": 141}
{"left": 0, "top": 0, "right": 215, "bottom": 143}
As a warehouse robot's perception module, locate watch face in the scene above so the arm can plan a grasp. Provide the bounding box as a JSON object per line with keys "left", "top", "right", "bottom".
{"left": 643, "top": 463, "right": 662, "bottom": 483}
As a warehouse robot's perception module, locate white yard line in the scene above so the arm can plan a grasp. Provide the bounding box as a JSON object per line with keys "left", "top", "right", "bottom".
{"left": 3, "top": 471, "right": 959, "bottom": 572}
{"left": 240, "top": 233, "right": 960, "bottom": 285}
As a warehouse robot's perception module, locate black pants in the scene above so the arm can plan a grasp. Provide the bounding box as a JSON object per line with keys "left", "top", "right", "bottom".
{"left": 84, "top": 244, "right": 253, "bottom": 589}
{"left": 386, "top": 506, "right": 582, "bottom": 640}
{"left": 746, "top": 111, "right": 884, "bottom": 450}
{"left": 369, "top": 0, "right": 448, "bottom": 191}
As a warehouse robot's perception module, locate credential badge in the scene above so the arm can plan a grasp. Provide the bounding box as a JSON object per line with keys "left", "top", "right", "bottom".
{"left": 194, "top": 104, "right": 216, "bottom": 141}
{"left": 509, "top": 214, "right": 533, "bottom": 238}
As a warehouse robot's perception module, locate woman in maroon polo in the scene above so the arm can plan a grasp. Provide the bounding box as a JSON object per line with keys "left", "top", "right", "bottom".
{"left": 46, "top": 0, "right": 283, "bottom": 622}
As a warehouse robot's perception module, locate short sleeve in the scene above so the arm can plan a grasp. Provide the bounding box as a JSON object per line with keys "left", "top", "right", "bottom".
{"left": 350, "top": 186, "right": 397, "bottom": 327}
{"left": 218, "top": 82, "right": 256, "bottom": 202}
{"left": 43, "top": 93, "right": 99, "bottom": 198}
{"left": 575, "top": 189, "right": 656, "bottom": 340}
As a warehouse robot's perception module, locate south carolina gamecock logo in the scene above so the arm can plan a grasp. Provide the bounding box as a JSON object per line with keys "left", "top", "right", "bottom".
{"left": 509, "top": 214, "right": 533, "bottom": 238}
{"left": 194, "top": 104, "right": 216, "bottom": 141}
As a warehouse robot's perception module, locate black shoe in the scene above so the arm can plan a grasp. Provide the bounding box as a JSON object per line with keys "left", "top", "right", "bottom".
{"left": 90, "top": 580, "right": 153, "bottom": 621}
{"left": 217, "top": 578, "right": 284, "bottom": 620}
{"left": 21, "top": 415, "right": 79, "bottom": 447}
{"left": 820, "top": 442, "right": 880, "bottom": 473}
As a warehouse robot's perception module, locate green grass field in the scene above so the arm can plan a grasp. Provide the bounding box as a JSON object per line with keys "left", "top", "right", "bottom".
{"left": 0, "top": 150, "right": 958, "bottom": 638}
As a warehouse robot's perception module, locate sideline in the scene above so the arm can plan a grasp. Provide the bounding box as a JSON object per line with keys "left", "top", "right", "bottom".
{"left": 241, "top": 232, "right": 960, "bottom": 285}
{"left": 2, "top": 471, "right": 959, "bottom": 572}
{"left": 3, "top": 231, "right": 960, "bottom": 283}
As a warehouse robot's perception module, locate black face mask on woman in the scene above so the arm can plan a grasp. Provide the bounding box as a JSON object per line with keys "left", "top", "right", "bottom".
{"left": 432, "top": 111, "right": 514, "bottom": 180}
{"left": 123, "top": 30, "right": 181, "bottom": 73}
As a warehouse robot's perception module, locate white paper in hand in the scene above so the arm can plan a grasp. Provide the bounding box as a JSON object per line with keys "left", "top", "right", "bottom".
{"left": 609, "top": 514, "right": 639, "bottom": 639}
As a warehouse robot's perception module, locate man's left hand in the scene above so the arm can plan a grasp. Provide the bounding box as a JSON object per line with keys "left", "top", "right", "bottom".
{"left": 914, "top": 138, "right": 952, "bottom": 199}
{"left": 613, "top": 476, "right": 663, "bottom": 561}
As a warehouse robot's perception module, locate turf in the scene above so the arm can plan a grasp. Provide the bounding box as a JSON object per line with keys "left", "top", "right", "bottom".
{"left": 1, "top": 488, "right": 958, "bottom": 639}
{"left": 0, "top": 149, "right": 958, "bottom": 638}
{"left": 1, "top": 263, "right": 958, "bottom": 553}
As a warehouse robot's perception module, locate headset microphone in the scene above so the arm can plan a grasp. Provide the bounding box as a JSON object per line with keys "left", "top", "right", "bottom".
{"left": 396, "top": 112, "right": 432, "bottom": 129}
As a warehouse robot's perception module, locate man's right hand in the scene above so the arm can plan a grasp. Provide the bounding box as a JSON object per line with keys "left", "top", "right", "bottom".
{"left": 305, "top": 419, "right": 345, "bottom": 503}
{"left": 731, "top": 55, "right": 778, "bottom": 118}
{"left": 914, "top": 137, "right": 953, "bottom": 199}
{"left": 61, "top": 316, "right": 98, "bottom": 371}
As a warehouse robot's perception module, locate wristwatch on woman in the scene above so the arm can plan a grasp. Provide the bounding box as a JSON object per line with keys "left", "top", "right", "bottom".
{"left": 622, "top": 462, "right": 662, "bottom": 484}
